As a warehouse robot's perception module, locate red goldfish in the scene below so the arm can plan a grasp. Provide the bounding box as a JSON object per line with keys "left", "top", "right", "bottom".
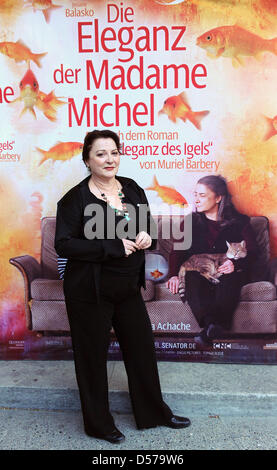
{"left": 150, "top": 269, "right": 164, "bottom": 279}
{"left": 146, "top": 175, "right": 188, "bottom": 207}
{"left": 12, "top": 68, "right": 39, "bottom": 118}
{"left": 263, "top": 115, "right": 277, "bottom": 141}
{"left": 11, "top": 68, "right": 66, "bottom": 121}
{"left": 36, "top": 142, "right": 84, "bottom": 165}
{"left": 24, "top": 0, "right": 61, "bottom": 23}
{"left": 159, "top": 92, "right": 209, "bottom": 130}
{"left": 197, "top": 25, "right": 277, "bottom": 67}
{"left": 36, "top": 90, "right": 66, "bottom": 122}
{"left": 0, "top": 40, "right": 47, "bottom": 67}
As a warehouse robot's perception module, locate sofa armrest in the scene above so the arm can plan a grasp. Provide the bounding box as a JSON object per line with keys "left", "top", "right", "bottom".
{"left": 9, "top": 255, "right": 42, "bottom": 330}
{"left": 267, "top": 257, "right": 277, "bottom": 286}
{"left": 9, "top": 255, "right": 42, "bottom": 292}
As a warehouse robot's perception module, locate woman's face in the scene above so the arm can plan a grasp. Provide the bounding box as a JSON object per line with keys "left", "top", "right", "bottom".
{"left": 194, "top": 183, "right": 221, "bottom": 213}
{"left": 86, "top": 137, "right": 120, "bottom": 178}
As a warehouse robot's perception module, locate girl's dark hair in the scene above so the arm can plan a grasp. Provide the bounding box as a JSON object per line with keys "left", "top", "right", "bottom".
{"left": 82, "top": 129, "right": 122, "bottom": 168}
{"left": 196, "top": 174, "right": 240, "bottom": 227}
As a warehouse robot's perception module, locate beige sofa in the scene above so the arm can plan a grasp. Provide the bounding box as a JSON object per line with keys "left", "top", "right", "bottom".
{"left": 9, "top": 216, "right": 277, "bottom": 336}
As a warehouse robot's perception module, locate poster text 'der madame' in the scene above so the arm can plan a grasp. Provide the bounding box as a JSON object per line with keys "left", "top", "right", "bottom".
{"left": 53, "top": 58, "right": 207, "bottom": 90}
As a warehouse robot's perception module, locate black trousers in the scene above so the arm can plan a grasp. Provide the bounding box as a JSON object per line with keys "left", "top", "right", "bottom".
{"left": 65, "top": 269, "right": 173, "bottom": 436}
{"left": 185, "top": 270, "right": 246, "bottom": 330}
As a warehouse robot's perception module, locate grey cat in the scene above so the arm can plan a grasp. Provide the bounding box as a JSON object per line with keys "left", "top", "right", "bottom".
{"left": 178, "top": 241, "right": 247, "bottom": 299}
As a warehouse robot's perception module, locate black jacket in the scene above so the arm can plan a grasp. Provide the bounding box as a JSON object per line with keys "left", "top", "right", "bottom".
{"left": 54, "top": 175, "right": 157, "bottom": 303}
{"left": 168, "top": 212, "right": 258, "bottom": 280}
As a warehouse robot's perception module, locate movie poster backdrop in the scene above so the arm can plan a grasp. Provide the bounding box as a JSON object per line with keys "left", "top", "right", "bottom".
{"left": 1, "top": 0, "right": 277, "bottom": 363}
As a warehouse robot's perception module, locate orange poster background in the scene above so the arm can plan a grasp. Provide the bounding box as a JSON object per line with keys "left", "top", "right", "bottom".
{"left": 1, "top": 0, "right": 277, "bottom": 358}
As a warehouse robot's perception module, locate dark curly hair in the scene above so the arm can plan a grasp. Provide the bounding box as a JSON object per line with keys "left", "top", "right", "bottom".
{"left": 196, "top": 175, "right": 241, "bottom": 227}
{"left": 82, "top": 130, "right": 122, "bottom": 170}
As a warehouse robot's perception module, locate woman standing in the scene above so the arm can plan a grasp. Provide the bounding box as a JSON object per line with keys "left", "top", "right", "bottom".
{"left": 55, "top": 129, "right": 191, "bottom": 444}
{"left": 166, "top": 175, "right": 258, "bottom": 347}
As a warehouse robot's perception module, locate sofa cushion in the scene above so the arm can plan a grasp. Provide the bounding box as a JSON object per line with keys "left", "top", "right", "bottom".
{"left": 31, "top": 300, "right": 70, "bottom": 331}
{"left": 155, "top": 280, "right": 277, "bottom": 302}
{"left": 31, "top": 279, "right": 65, "bottom": 301}
{"left": 31, "top": 278, "right": 155, "bottom": 302}
{"left": 232, "top": 300, "right": 277, "bottom": 333}
{"left": 240, "top": 281, "right": 276, "bottom": 301}
{"left": 155, "top": 280, "right": 276, "bottom": 302}
{"left": 142, "top": 280, "right": 155, "bottom": 301}
{"left": 154, "top": 282, "right": 181, "bottom": 301}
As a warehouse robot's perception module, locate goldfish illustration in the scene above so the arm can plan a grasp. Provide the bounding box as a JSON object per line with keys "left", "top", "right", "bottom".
{"left": 146, "top": 175, "right": 188, "bottom": 207}
{"left": 0, "top": 40, "right": 47, "bottom": 68}
{"left": 11, "top": 68, "right": 66, "bottom": 121}
{"left": 159, "top": 92, "right": 209, "bottom": 130}
{"left": 150, "top": 269, "right": 164, "bottom": 279}
{"left": 262, "top": 114, "right": 277, "bottom": 141}
{"left": 11, "top": 68, "right": 39, "bottom": 119}
{"left": 197, "top": 25, "right": 277, "bottom": 67}
{"left": 36, "top": 90, "right": 67, "bottom": 122}
{"left": 24, "top": 0, "right": 62, "bottom": 23}
{"left": 36, "top": 142, "right": 84, "bottom": 166}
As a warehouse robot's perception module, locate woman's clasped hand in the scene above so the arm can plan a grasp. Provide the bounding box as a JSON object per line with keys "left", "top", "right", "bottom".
{"left": 123, "top": 231, "right": 152, "bottom": 257}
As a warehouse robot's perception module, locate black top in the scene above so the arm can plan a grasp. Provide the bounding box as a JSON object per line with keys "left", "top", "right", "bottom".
{"left": 54, "top": 175, "right": 157, "bottom": 303}
{"left": 205, "top": 216, "right": 257, "bottom": 253}
{"left": 83, "top": 178, "right": 144, "bottom": 275}
{"left": 168, "top": 212, "right": 258, "bottom": 281}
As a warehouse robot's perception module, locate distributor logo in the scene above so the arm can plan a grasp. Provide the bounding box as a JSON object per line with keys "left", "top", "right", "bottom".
{"left": 213, "top": 342, "right": 232, "bottom": 350}
{"left": 263, "top": 342, "right": 277, "bottom": 350}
